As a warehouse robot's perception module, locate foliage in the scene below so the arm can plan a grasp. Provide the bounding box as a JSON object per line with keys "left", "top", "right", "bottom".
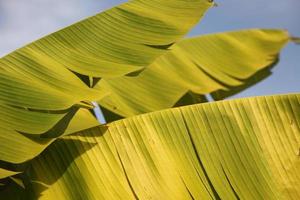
{"left": 0, "top": 0, "right": 299, "bottom": 199}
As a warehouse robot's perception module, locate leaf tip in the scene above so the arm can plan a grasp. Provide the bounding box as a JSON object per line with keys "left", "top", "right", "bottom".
{"left": 290, "top": 36, "right": 300, "bottom": 44}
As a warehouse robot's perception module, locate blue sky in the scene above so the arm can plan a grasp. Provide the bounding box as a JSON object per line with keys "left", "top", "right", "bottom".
{"left": 0, "top": 0, "right": 299, "bottom": 99}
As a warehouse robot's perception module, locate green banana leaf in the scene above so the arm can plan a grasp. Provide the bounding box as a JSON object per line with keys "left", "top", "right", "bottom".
{"left": 1, "top": 0, "right": 213, "bottom": 78}
{"left": 17, "top": 94, "right": 300, "bottom": 199}
{"left": 97, "top": 29, "right": 291, "bottom": 121}
{"left": 0, "top": 109, "right": 99, "bottom": 165}
{"left": 0, "top": 0, "right": 212, "bottom": 165}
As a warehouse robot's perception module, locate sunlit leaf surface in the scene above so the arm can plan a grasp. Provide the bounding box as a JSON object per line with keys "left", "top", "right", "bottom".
{"left": 26, "top": 94, "right": 300, "bottom": 200}
{"left": 0, "top": 0, "right": 212, "bottom": 164}
{"left": 97, "top": 29, "right": 291, "bottom": 121}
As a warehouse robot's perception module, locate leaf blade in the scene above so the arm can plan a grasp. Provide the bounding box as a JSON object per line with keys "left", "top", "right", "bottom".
{"left": 97, "top": 29, "right": 291, "bottom": 120}
{"left": 26, "top": 94, "right": 300, "bottom": 199}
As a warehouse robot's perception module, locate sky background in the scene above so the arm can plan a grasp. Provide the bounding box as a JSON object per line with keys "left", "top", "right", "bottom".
{"left": 0, "top": 0, "right": 299, "bottom": 99}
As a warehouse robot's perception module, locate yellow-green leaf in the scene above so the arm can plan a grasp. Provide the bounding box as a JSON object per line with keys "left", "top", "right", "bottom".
{"left": 97, "top": 29, "right": 290, "bottom": 120}
{"left": 0, "top": 108, "right": 99, "bottom": 164}
{"left": 0, "top": 168, "right": 20, "bottom": 179}
{"left": 25, "top": 94, "right": 300, "bottom": 199}
{"left": 1, "top": 0, "right": 213, "bottom": 78}
{"left": 0, "top": 0, "right": 213, "bottom": 165}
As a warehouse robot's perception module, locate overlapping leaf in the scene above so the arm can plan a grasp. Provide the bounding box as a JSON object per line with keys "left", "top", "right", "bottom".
{"left": 1, "top": 0, "right": 213, "bottom": 78}
{"left": 97, "top": 29, "right": 291, "bottom": 120}
{"left": 21, "top": 94, "right": 300, "bottom": 199}
{"left": 0, "top": 169, "right": 20, "bottom": 180}
{"left": 0, "top": 109, "right": 100, "bottom": 166}
{"left": 0, "top": 0, "right": 213, "bottom": 166}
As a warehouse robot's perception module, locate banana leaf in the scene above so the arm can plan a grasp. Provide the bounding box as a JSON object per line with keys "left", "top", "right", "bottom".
{"left": 19, "top": 94, "right": 300, "bottom": 199}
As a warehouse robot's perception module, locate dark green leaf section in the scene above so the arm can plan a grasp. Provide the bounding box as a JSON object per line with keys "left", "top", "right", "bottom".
{"left": 174, "top": 92, "right": 208, "bottom": 107}
{"left": 0, "top": 177, "right": 26, "bottom": 200}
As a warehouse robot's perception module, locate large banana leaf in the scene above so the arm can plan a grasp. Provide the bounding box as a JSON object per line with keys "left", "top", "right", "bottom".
{"left": 19, "top": 94, "right": 300, "bottom": 199}
{"left": 0, "top": 0, "right": 213, "bottom": 165}
{"left": 97, "top": 29, "right": 291, "bottom": 120}
{"left": 1, "top": 0, "right": 213, "bottom": 78}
